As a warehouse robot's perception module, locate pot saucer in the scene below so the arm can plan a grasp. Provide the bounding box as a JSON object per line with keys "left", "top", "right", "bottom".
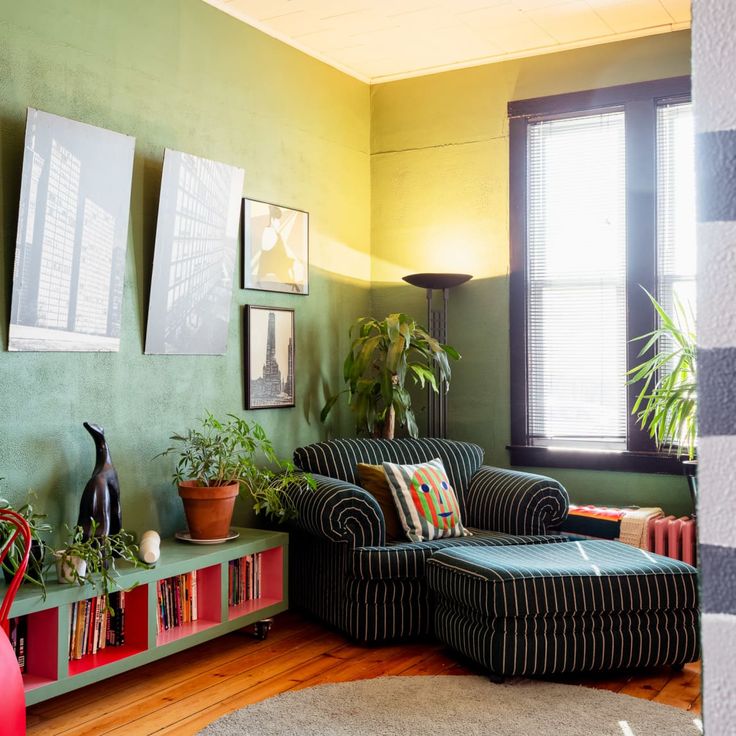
{"left": 174, "top": 529, "right": 240, "bottom": 545}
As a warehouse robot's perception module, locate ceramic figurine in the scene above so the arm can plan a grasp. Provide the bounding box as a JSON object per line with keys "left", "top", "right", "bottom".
{"left": 139, "top": 530, "right": 161, "bottom": 564}
{"left": 77, "top": 422, "right": 122, "bottom": 540}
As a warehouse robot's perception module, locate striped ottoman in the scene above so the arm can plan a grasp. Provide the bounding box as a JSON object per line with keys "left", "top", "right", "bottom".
{"left": 427, "top": 540, "right": 699, "bottom": 678}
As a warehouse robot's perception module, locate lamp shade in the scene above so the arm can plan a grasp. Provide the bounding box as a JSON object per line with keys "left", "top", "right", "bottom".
{"left": 402, "top": 273, "right": 472, "bottom": 289}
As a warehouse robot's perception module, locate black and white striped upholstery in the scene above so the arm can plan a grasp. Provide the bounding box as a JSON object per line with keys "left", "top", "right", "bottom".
{"left": 428, "top": 540, "right": 700, "bottom": 676}
{"left": 465, "top": 466, "right": 569, "bottom": 536}
{"left": 288, "top": 438, "right": 571, "bottom": 642}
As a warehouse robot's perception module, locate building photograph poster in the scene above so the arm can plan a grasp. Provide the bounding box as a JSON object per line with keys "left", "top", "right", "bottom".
{"left": 145, "top": 150, "right": 245, "bottom": 355}
{"left": 246, "top": 306, "right": 295, "bottom": 409}
{"left": 9, "top": 108, "right": 135, "bottom": 351}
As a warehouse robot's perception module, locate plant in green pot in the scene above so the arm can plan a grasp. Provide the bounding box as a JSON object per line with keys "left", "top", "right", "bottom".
{"left": 158, "top": 412, "right": 313, "bottom": 539}
{"left": 321, "top": 312, "right": 460, "bottom": 439}
{"left": 0, "top": 495, "right": 52, "bottom": 594}
{"left": 629, "top": 290, "right": 697, "bottom": 508}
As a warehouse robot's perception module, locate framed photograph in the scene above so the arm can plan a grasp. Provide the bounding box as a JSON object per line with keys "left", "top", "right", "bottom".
{"left": 246, "top": 305, "right": 295, "bottom": 409}
{"left": 243, "top": 198, "right": 308, "bottom": 295}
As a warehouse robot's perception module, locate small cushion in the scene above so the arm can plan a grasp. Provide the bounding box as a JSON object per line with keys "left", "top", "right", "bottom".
{"left": 356, "top": 463, "right": 405, "bottom": 542}
{"left": 382, "top": 458, "right": 470, "bottom": 542}
{"left": 427, "top": 540, "right": 699, "bottom": 618}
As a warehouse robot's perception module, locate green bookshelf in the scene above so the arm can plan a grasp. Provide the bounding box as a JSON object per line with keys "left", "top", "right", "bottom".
{"left": 4, "top": 527, "right": 288, "bottom": 705}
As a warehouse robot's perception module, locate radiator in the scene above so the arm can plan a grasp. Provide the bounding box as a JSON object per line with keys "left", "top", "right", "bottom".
{"left": 646, "top": 515, "right": 697, "bottom": 566}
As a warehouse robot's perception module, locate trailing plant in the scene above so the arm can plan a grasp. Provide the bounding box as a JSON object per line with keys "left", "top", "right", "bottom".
{"left": 157, "top": 412, "right": 314, "bottom": 521}
{"left": 53, "top": 521, "right": 148, "bottom": 608}
{"left": 321, "top": 313, "right": 460, "bottom": 438}
{"left": 0, "top": 494, "right": 52, "bottom": 594}
{"left": 628, "top": 290, "right": 697, "bottom": 459}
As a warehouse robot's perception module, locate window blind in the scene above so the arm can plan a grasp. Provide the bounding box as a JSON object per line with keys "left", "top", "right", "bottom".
{"left": 527, "top": 111, "right": 628, "bottom": 449}
{"left": 657, "top": 101, "right": 695, "bottom": 328}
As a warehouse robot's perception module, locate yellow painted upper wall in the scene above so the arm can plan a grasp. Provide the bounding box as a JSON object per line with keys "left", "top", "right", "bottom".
{"left": 369, "top": 30, "right": 691, "bottom": 283}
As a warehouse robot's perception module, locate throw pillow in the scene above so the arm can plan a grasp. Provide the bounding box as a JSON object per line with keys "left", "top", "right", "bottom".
{"left": 382, "top": 458, "right": 470, "bottom": 542}
{"left": 356, "top": 463, "right": 405, "bottom": 542}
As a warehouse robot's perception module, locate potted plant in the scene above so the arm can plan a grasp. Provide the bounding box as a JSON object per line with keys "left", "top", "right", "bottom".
{"left": 54, "top": 522, "right": 148, "bottom": 606}
{"left": 321, "top": 312, "right": 460, "bottom": 439}
{"left": 0, "top": 495, "right": 52, "bottom": 594}
{"left": 629, "top": 290, "right": 697, "bottom": 508}
{"left": 158, "top": 412, "right": 313, "bottom": 539}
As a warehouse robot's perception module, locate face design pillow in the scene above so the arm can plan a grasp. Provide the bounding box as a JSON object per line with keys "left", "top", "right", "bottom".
{"left": 382, "top": 458, "right": 470, "bottom": 542}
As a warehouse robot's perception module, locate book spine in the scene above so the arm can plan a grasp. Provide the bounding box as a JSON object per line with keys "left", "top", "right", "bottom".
{"left": 192, "top": 569, "right": 198, "bottom": 621}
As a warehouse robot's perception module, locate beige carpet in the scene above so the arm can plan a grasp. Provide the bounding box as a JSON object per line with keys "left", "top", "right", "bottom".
{"left": 197, "top": 675, "right": 702, "bottom": 736}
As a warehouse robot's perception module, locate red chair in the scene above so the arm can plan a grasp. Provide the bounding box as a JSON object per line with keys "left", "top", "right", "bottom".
{"left": 0, "top": 509, "right": 31, "bottom": 736}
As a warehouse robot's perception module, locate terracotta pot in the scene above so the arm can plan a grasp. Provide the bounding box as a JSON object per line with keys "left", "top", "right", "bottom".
{"left": 178, "top": 481, "right": 239, "bottom": 540}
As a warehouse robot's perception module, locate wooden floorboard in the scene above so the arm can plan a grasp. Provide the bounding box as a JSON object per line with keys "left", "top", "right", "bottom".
{"left": 26, "top": 611, "right": 701, "bottom": 735}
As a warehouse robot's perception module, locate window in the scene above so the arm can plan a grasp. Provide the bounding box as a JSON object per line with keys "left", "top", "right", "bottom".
{"left": 508, "top": 78, "right": 693, "bottom": 473}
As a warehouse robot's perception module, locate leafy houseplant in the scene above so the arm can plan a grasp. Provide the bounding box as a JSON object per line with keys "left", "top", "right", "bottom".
{"left": 321, "top": 313, "right": 460, "bottom": 439}
{"left": 629, "top": 290, "right": 697, "bottom": 505}
{"left": 0, "top": 496, "right": 52, "bottom": 594}
{"left": 54, "top": 522, "right": 148, "bottom": 608}
{"left": 158, "top": 412, "right": 314, "bottom": 539}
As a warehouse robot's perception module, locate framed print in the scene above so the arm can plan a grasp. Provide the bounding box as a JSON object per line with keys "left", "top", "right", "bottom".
{"left": 243, "top": 199, "right": 308, "bottom": 295}
{"left": 9, "top": 108, "right": 135, "bottom": 351}
{"left": 246, "top": 305, "right": 295, "bottom": 409}
{"left": 145, "top": 149, "right": 245, "bottom": 355}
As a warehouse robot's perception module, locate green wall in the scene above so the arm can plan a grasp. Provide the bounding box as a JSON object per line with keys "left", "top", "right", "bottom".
{"left": 370, "top": 31, "right": 694, "bottom": 516}
{"left": 0, "top": 0, "right": 371, "bottom": 538}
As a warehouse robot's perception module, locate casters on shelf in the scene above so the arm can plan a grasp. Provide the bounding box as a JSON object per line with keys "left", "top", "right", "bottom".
{"left": 487, "top": 671, "right": 505, "bottom": 684}
{"left": 249, "top": 619, "right": 273, "bottom": 640}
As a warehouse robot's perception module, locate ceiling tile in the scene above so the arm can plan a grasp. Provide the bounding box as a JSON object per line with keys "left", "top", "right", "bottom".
{"left": 528, "top": 0, "right": 613, "bottom": 43}
{"left": 659, "top": 0, "right": 691, "bottom": 24}
{"left": 586, "top": 0, "right": 674, "bottom": 33}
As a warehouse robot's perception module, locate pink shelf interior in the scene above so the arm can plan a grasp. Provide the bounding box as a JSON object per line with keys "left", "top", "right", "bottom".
{"left": 228, "top": 596, "right": 282, "bottom": 622}
{"left": 25, "top": 607, "right": 59, "bottom": 685}
{"left": 155, "top": 563, "right": 221, "bottom": 646}
{"left": 227, "top": 546, "right": 283, "bottom": 621}
{"left": 156, "top": 617, "right": 220, "bottom": 646}
{"left": 67, "top": 584, "right": 148, "bottom": 677}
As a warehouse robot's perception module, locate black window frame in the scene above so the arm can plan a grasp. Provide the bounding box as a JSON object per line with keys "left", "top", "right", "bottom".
{"left": 508, "top": 76, "right": 691, "bottom": 475}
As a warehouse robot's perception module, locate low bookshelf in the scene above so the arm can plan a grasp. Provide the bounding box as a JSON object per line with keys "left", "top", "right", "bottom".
{"left": 3, "top": 527, "right": 288, "bottom": 705}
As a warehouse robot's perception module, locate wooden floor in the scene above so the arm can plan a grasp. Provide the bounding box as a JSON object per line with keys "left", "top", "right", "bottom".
{"left": 26, "top": 611, "right": 701, "bottom": 735}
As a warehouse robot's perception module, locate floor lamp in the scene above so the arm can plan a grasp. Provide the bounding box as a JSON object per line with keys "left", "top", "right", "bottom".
{"left": 402, "top": 272, "right": 472, "bottom": 438}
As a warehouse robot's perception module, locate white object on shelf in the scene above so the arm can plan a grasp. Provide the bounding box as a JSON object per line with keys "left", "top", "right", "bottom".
{"left": 139, "top": 530, "right": 161, "bottom": 564}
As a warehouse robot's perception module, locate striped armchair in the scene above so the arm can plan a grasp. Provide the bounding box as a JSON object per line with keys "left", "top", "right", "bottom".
{"left": 287, "top": 438, "right": 570, "bottom": 643}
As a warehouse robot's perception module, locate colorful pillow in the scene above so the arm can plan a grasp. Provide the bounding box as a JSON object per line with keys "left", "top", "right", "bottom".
{"left": 356, "top": 463, "right": 405, "bottom": 542}
{"left": 382, "top": 458, "right": 470, "bottom": 542}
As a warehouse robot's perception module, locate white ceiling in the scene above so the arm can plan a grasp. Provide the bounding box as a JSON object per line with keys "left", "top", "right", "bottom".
{"left": 205, "top": 0, "right": 690, "bottom": 83}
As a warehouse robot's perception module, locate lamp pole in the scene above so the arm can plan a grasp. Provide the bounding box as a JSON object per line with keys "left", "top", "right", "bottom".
{"left": 403, "top": 273, "right": 472, "bottom": 438}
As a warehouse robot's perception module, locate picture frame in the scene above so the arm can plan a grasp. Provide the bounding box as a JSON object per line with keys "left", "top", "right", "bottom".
{"left": 245, "top": 305, "right": 296, "bottom": 409}
{"left": 242, "top": 198, "right": 309, "bottom": 295}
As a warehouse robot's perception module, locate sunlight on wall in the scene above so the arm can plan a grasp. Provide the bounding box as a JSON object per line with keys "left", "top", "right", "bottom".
{"left": 371, "top": 222, "right": 508, "bottom": 283}
{"left": 311, "top": 234, "right": 372, "bottom": 282}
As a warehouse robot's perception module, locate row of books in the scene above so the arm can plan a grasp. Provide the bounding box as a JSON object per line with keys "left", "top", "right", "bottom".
{"left": 156, "top": 571, "right": 198, "bottom": 632}
{"left": 228, "top": 553, "right": 263, "bottom": 606}
{"left": 9, "top": 616, "right": 27, "bottom": 673}
{"left": 68, "top": 591, "right": 126, "bottom": 661}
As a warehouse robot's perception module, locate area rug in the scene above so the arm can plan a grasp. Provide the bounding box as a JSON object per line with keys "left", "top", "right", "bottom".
{"left": 197, "top": 675, "right": 702, "bottom": 736}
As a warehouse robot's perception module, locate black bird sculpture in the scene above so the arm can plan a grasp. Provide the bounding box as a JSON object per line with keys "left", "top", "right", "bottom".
{"left": 77, "top": 422, "right": 122, "bottom": 540}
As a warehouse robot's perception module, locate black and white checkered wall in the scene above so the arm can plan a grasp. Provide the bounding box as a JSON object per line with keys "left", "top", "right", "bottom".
{"left": 694, "top": 1, "right": 736, "bottom": 731}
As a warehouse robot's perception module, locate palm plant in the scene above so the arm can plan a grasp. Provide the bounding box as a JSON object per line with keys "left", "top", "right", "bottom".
{"left": 628, "top": 290, "right": 697, "bottom": 459}
{"left": 321, "top": 312, "right": 460, "bottom": 438}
